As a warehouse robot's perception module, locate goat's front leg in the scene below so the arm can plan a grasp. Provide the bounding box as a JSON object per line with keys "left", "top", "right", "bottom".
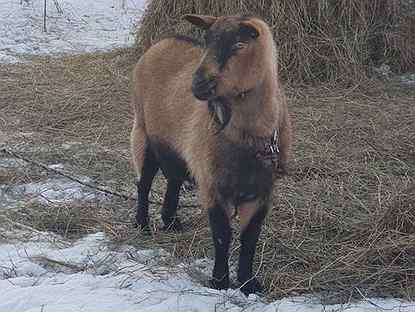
{"left": 208, "top": 204, "right": 232, "bottom": 290}
{"left": 238, "top": 202, "right": 268, "bottom": 295}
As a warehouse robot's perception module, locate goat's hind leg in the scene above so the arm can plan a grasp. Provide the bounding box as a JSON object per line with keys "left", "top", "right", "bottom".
{"left": 131, "top": 119, "right": 159, "bottom": 232}
{"left": 135, "top": 147, "right": 159, "bottom": 232}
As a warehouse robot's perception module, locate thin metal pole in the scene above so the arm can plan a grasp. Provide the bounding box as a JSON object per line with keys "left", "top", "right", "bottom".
{"left": 43, "top": 0, "right": 47, "bottom": 32}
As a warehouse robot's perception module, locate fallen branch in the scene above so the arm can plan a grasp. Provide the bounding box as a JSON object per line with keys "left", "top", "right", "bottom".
{"left": 0, "top": 147, "right": 198, "bottom": 208}
{"left": 1, "top": 147, "right": 133, "bottom": 200}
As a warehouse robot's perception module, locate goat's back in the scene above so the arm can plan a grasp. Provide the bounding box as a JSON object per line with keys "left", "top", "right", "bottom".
{"left": 132, "top": 38, "right": 205, "bottom": 147}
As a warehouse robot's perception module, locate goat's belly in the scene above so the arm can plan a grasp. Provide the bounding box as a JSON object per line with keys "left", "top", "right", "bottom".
{"left": 148, "top": 136, "right": 190, "bottom": 181}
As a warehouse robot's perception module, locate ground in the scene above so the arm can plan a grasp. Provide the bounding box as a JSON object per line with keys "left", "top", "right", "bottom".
{"left": 0, "top": 1, "right": 414, "bottom": 311}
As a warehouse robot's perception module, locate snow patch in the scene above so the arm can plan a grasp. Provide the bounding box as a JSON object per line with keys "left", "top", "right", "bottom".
{"left": 0, "top": 157, "right": 27, "bottom": 168}
{"left": 400, "top": 73, "right": 415, "bottom": 85}
{"left": 61, "top": 141, "right": 83, "bottom": 149}
{"left": 0, "top": 231, "right": 413, "bottom": 312}
{"left": 0, "top": 157, "right": 105, "bottom": 208}
{"left": 0, "top": 0, "right": 147, "bottom": 63}
{"left": 15, "top": 177, "right": 101, "bottom": 203}
{"left": 0, "top": 170, "right": 105, "bottom": 209}
{"left": 47, "top": 163, "right": 65, "bottom": 170}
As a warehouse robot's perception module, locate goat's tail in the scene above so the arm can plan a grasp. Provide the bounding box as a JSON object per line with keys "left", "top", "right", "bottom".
{"left": 130, "top": 67, "right": 147, "bottom": 177}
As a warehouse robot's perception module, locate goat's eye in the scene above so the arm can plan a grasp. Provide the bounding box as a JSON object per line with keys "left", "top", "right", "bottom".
{"left": 232, "top": 42, "right": 246, "bottom": 51}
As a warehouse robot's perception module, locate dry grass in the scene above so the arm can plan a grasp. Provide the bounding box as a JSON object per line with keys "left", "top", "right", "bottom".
{"left": 0, "top": 50, "right": 134, "bottom": 147}
{"left": 0, "top": 50, "right": 414, "bottom": 302}
{"left": 136, "top": 0, "right": 415, "bottom": 84}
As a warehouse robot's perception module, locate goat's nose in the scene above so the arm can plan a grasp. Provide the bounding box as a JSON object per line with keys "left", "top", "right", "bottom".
{"left": 192, "top": 70, "right": 217, "bottom": 101}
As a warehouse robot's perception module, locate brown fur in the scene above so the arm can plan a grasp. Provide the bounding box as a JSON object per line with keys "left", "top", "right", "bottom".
{"left": 130, "top": 15, "right": 293, "bottom": 292}
{"left": 131, "top": 16, "right": 292, "bottom": 210}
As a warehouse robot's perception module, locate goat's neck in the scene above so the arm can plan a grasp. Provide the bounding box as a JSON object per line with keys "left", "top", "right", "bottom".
{"left": 224, "top": 72, "right": 278, "bottom": 144}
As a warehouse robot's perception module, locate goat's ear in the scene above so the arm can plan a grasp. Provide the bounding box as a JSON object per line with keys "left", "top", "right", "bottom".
{"left": 183, "top": 14, "right": 217, "bottom": 30}
{"left": 240, "top": 22, "right": 260, "bottom": 39}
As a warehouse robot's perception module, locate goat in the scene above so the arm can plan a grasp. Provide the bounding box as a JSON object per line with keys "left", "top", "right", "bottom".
{"left": 130, "top": 15, "right": 292, "bottom": 295}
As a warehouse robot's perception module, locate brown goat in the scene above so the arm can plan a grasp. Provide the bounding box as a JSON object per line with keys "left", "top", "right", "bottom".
{"left": 130, "top": 15, "right": 292, "bottom": 295}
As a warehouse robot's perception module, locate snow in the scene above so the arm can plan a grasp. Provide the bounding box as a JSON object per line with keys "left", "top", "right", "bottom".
{"left": 15, "top": 177, "right": 101, "bottom": 203}
{"left": 0, "top": 230, "right": 414, "bottom": 312}
{"left": 0, "top": 159, "right": 104, "bottom": 208}
{"left": 0, "top": 158, "right": 27, "bottom": 168}
{"left": 0, "top": 0, "right": 147, "bottom": 63}
{"left": 400, "top": 73, "right": 415, "bottom": 85}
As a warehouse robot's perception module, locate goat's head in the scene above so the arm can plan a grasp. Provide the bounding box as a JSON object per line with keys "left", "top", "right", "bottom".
{"left": 184, "top": 15, "right": 274, "bottom": 102}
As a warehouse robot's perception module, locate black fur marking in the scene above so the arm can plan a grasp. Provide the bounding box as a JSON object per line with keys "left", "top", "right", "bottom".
{"left": 238, "top": 205, "right": 268, "bottom": 295}
{"left": 135, "top": 147, "right": 159, "bottom": 231}
{"left": 172, "top": 35, "right": 202, "bottom": 47}
{"left": 208, "top": 204, "right": 232, "bottom": 290}
{"left": 205, "top": 23, "right": 259, "bottom": 69}
{"left": 147, "top": 138, "right": 191, "bottom": 230}
{"left": 161, "top": 178, "right": 183, "bottom": 232}
{"left": 148, "top": 138, "right": 190, "bottom": 181}
{"left": 216, "top": 139, "right": 274, "bottom": 206}
{"left": 136, "top": 138, "right": 192, "bottom": 233}
{"left": 239, "top": 24, "right": 259, "bottom": 40}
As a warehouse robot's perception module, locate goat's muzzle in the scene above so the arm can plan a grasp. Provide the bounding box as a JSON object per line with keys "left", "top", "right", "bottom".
{"left": 192, "top": 71, "right": 217, "bottom": 101}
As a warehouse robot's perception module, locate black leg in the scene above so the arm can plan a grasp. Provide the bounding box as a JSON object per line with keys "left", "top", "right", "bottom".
{"left": 161, "top": 178, "right": 184, "bottom": 232}
{"left": 135, "top": 148, "right": 159, "bottom": 231}
{"left": 238, "top": 206, "right": 267, "bottom": 295}
{"left": 208, "top": 204, "right": 232, "bottom": 290}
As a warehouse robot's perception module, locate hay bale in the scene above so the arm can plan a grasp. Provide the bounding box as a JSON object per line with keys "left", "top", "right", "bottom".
{"left": 135, "top": 0, "right": 414, "bottom": 84}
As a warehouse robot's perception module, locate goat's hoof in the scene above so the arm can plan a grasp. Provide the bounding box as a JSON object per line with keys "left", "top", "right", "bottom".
{"left": 239, "top": 278, "right": 263, "bottom": 295}
{"left": 209, "top": 277, "right": 229, "bottom": 290}
{"left": 162, "top": 219, "right": 183, "bottom": 232}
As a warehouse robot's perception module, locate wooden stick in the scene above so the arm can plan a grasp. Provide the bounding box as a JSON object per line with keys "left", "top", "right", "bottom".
{"left": 0, "top": 147, "right": 198, "bottom": 208}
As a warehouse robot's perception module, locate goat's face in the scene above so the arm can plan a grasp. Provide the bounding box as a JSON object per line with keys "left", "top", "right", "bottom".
{"left": 184, "top": 15, "right": 271, "bottom": 101}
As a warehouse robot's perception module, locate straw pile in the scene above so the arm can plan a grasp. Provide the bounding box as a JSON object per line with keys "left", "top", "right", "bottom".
{"left": 136, "top": 0, "right": 414, "bottom": 84}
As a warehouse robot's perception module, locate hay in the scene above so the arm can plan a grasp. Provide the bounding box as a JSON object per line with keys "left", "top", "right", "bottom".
{"left": 1, "top": 52, "right": 414, "bottom": 302}
{"left": 136, "top": 0, "right": 415, "bottom": 84}
{"left": 0, "top": 50, "right": 135, "bottom": 147}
